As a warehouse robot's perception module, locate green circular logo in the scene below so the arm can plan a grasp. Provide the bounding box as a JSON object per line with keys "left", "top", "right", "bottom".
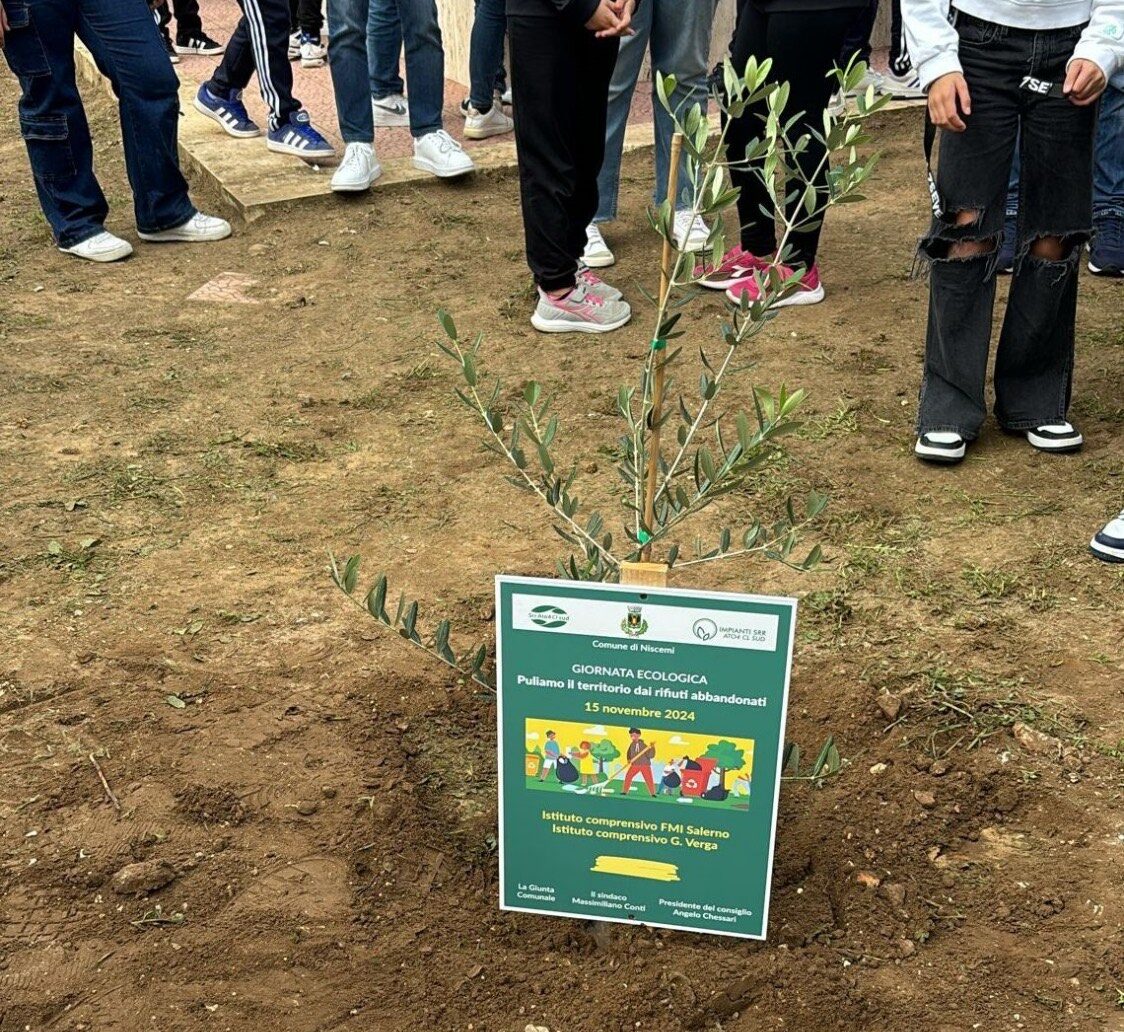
{"left": 529, "top": 604, "right": 570, "bottom": 629}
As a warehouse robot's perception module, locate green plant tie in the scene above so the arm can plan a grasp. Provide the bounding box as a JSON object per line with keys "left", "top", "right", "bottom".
{"left": 637, "top": 530, "right": 651, "bottom": 544}
{"left": 650, "top": 338, "right": 667, "bottom": 352}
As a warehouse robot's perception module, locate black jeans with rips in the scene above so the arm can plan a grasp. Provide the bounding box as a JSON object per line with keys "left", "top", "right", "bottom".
{"left": 917, "top": 13, "right": 1097, "bottom": 440}
{"left": 507, "top": 14, "right": 618, "bottom": 292}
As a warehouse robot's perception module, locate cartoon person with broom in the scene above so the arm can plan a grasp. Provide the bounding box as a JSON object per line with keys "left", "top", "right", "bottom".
{"left": 621, "top": 728, "right": 657, "bottom": 797}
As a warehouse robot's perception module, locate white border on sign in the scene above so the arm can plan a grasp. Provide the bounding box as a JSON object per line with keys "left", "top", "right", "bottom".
{"left": 494, "top": 574, "right": 798, "bottom": 942}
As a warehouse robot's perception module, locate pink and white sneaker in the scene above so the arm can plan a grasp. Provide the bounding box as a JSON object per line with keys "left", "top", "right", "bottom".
{"left": 577, "top": 265, "right": 623, "bottom": 302}
{"left": 531, "top": 281, "right": 632, "bottom": 334}
{"left": 697, "top": 246, "right": 772, "bottom": 290}
{"left": 725, "top": 263, "right": 825, "bottom": 308}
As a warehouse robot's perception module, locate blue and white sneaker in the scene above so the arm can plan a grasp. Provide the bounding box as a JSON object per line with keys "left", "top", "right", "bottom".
{"left": 266, "top": 110, "right": 335, "bottom": 160}
{"left": 1090, "top": 509, "right": 1124, "bottom": 563}
{"left": 1088, "top": 215, "right": 1123, "bottom": 277}
{"left": 193, "top": 83, "right": 261, "bottom": 138}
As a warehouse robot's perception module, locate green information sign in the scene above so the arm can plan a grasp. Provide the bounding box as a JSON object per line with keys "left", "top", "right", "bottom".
{"left": 496, "top": 575, "right": 796, "bottom": 940}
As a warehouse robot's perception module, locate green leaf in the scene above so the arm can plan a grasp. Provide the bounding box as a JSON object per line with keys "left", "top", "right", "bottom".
{"left": 437, "top": 309, "right": 457, "bottom": 341}
{"left": 401, "top": 600, "right": 419, "bottom": 642}
{"left": 342, "top": 555, "right": 361, "bottom": 595}
{"left": 366, "top": 575, "right": 389, "bottom": 622}
{"left": 165, "top": 694, "right": 187, "bottom": 709}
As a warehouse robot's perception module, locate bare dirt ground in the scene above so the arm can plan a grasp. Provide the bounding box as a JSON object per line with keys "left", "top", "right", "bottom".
{"left": 2, "top": 77, "right": 1123, "bottom": 1032}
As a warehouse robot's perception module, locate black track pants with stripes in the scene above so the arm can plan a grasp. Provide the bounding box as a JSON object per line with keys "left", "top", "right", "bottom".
{"left": 209, "top": 0, "right": 301, "bottom": 129}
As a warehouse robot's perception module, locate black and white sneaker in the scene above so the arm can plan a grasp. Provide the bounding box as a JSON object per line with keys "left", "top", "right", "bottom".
{"left": 161, "top": 32, "right": 181, "bottom": 64}
{"left": 175, "top": 33, "right": 226, "bottom": 56}
{"left": 915, "top": 431, "right": 967, "bottom": 464}
{"left": 1026, "top": 422, "right": 1083, "bottom": 453}
{"left": 1090, "top": 509, "right": 1124, "bottom": 563}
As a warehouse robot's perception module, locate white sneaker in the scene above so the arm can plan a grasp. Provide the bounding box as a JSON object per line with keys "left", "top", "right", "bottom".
{"left": 1090, "top": 509, "right": 1124, "bottom": 563}
{"left": 372, "top": 93, "right": 410, "bottom": 128}
{"left": 500, "top": 86, "right": 512, "bottom": 107}
{"left": 582, "top": 223, "right": 615, "bottom": 268}
{"left": 138, "top": 212, "right": 232, "bottom": 243}
{"left": 847, "top": 68, "right": 886, "bottom": 97}
{"left": 883, "top": 68, "right": 926, "bottom": 99}
{"left": 287, "top": 32, "right": 301, "bottom": 60}
{"left": 412, "top": 129, "right": 474, "bottom": 178}
{"left": 331, "top": 141, "right": 382, "bottom": 192}
{"left": 60, "top": 230, "right": 133, "bottom": 263}
{"left": 1026, "top": 422, "right": 1083, "bottom": 453}
{"left": 300, "top": 38, "right": 326, "bottom": 68}
{"left": 673, "top": 211, "right": 710, "bottom": 252}
{"left": 463, "top": 102, "right": 513, "bottom": 140}
{"left": 914, "top": 431, "right": 966, "bottom": 464}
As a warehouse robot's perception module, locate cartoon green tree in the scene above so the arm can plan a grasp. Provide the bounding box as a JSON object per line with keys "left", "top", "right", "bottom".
{"left": 590, "top": 738, "right": 620, "bottom": 776}
{"left": 701, "top": 740, "right": 746, "bottom": 792}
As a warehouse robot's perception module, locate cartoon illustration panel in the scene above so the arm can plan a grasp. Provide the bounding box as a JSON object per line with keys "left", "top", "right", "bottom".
{"left": 523, "top": 717, "right": 756, "bottom": 811}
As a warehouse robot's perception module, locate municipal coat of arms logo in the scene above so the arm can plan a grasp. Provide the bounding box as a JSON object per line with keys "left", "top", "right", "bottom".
{"left": 621, "top": 604, "right": 648, "bottom": 637}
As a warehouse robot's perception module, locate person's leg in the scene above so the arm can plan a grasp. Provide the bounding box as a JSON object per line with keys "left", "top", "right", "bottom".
{"left": 171, "top": 0, "right": 205, "bottom": 41}
{"left": 397, "top": 0, "right": 444, "bottom": 137}
{"left": 468, "top": 0, "right": 506, "bottom": 111}
{"left": 836, "top": 0, "right": 876, "bottom": 68}
{"left": 0, "top": 0, "right": 109, "bottom": 247}
{"left": 570, "top": 26, "right": 619, "bottom": 262}
{"left": 1093, "top": 83, "right": 1124, "bottom": 220}
{"left": 726, "top": 0, "right": 777, "bottom": 257}
{"left": 510, "top": 13, "right": 584, "bottom": 290}
{"left": 211, "top": 0, "right": 301, "bottom": 128}
{"left": 367, "top": 0, "right": 405, "bottom": 98}
{"left": 75, "top": 0, "right": 196, "bottom": 234}
{"left": 915, "top": 17, "right": 1020, "bottom": 442}
{"left": 621, "top": 766, "right": 637, "bottom": 793}
{"left": 210, "top": 17, "right": 258, "bottom": 93}
{"left": 640, "top": 766, "right": 655, "bottom": 796}
{"left": 888, "top": 0, "right": 908, "bottom": 76}
{"left": 1089, "top": 82, "right": 1124, "bottom": 273}
{"left": 764, "top": 8, "right": 853, "bottom": 268}
{"left": 993, "top": 27, "right": 1096, "bottom": 433}
{"left": 594, "top": 0, "right": 652, "bottom": 224}
{"left": 298, "top": 0, "right": 323, "bottom": 38}
{"left": 327, "top": 0, "right": 375, "bottom": 141}
{"left": 649, "top": 0, "right": 717, "bottom": 210}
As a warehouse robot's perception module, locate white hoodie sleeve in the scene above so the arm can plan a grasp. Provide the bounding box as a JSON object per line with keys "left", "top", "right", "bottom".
{"left": 901, "top": 0, "right": 962, "bottom": 91}
{"left": 1071, "top": 0, "right": 1124, "bottom": 82}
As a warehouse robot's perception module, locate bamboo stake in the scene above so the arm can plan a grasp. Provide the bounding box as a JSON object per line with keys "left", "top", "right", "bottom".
{"left": 640, "top": 131, "right": 685, "bottom": 564}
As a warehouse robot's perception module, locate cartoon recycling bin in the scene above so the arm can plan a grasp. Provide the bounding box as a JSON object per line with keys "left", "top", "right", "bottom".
{"left": 524, "top": 751, "right": 542, "bottom": 778}
{"left": 679, "top": 758, "right": 718, "bottom": 798}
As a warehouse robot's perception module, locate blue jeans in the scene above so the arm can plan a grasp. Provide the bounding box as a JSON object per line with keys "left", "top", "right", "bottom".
{"left": 366, "top": 0, "right": 444, "bottom": 137}
{"left": 1006, "top": 78, "right": 1124, "bottom": 222}
{"left": 468, "top": 0, "right": 505, "bottom": 111}
{"left": 0, "top": 0, "right": 194, "bottom": 247}
{"left": 595, "top": 0, "right": 719, "bottom": 222}
{"left": 327, "top": 0, "right": 374, "bottom": 142}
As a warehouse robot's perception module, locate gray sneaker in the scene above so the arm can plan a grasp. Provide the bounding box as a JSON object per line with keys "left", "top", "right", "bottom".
{"left": 577, "top": 265, "right": 623, "bottom": 302}
{"left": 531, "top": 281, "right": 631, "bottom": 334}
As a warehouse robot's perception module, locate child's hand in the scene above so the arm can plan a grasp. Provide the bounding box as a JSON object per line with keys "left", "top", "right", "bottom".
{"left": 928, "top": 72, "right": 972, "bottom": 132}
{"left": 1063, "top": 59, "right": 1106, "bottom": 105}
{"left": 585, "top": 0, "right": 634, "bottom": 37}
